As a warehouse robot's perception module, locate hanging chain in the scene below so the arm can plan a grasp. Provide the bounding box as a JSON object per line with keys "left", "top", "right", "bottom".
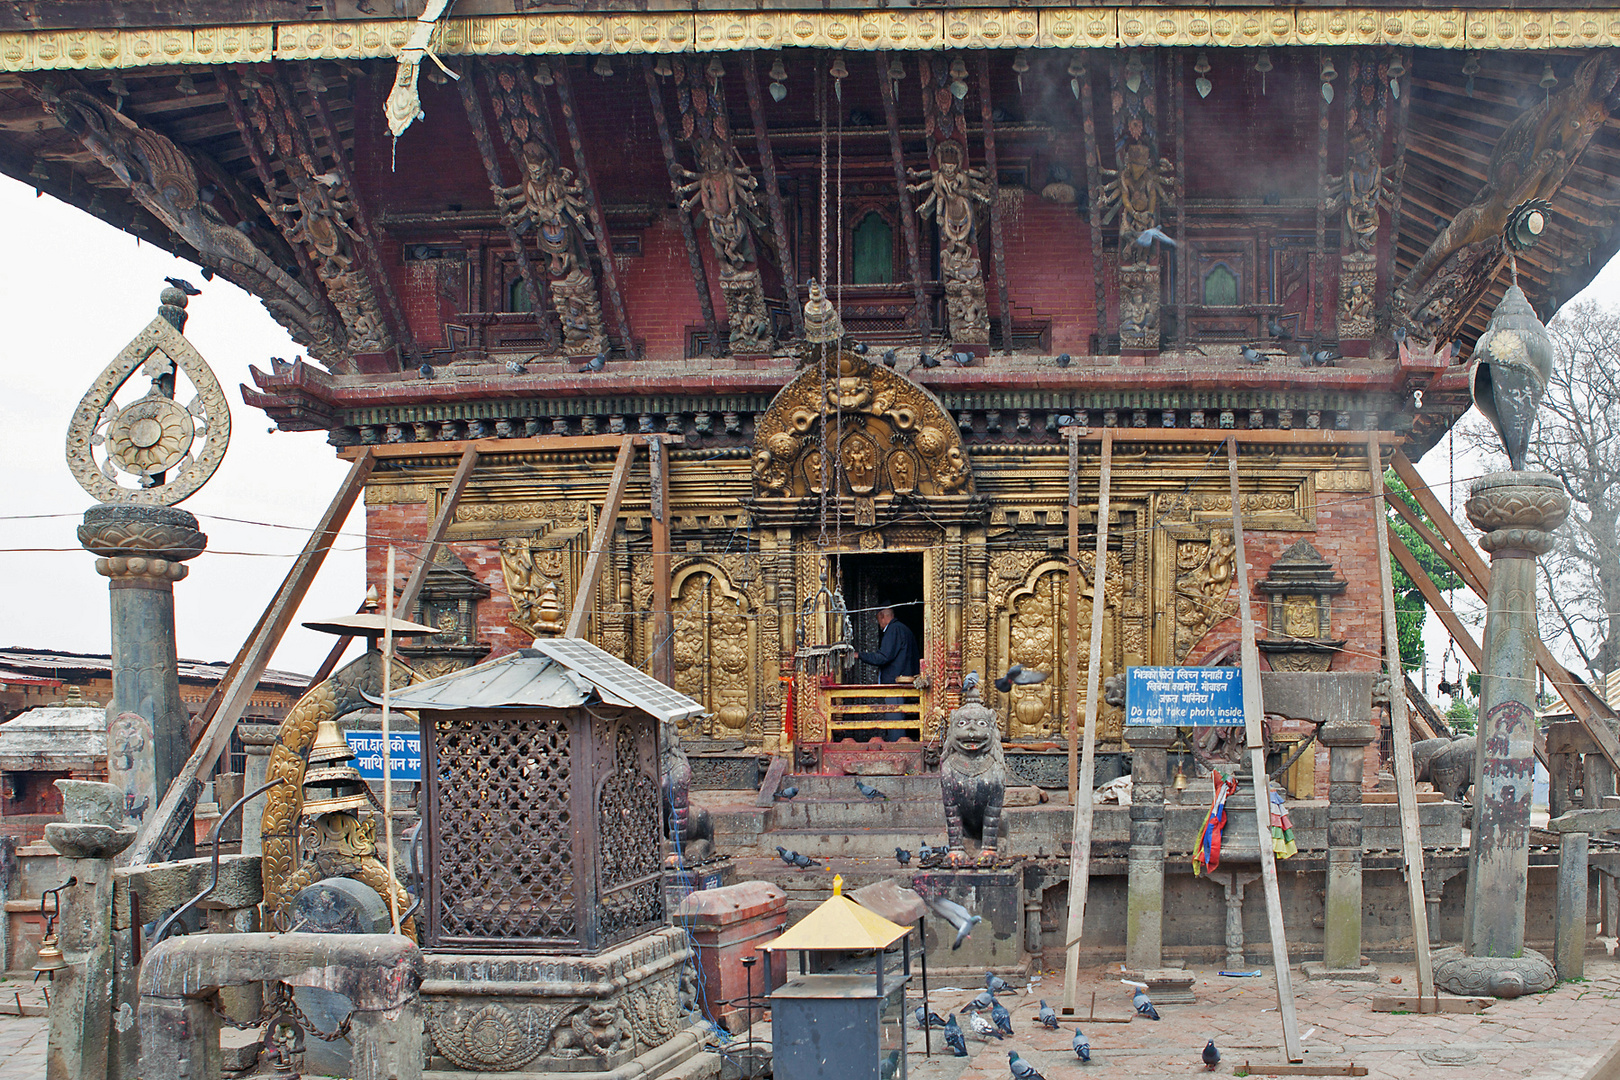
{"left": 209, "top": 980, "right": 353, "bottom": 1043}
{"left": 834, "top": 77, "right": 846, "bottom": 562}
{"left": 816, "top": 64, "right": 832, "bottom": 554}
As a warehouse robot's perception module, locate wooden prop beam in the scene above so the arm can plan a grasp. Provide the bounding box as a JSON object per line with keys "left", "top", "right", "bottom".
{"left": 642, "top": 58, "right": 721, "bottom": 356}
{"left": 648, "top": 436, "right": 674, "bottom": 686}
{"left": 1226, "top": 438, "right": 1303, "bottom": 1062}
{"left": 1062, "top": 429, "right": 1111, "bottom": 1013}
{"left": 1066, "top": 430, "right": 1081, "bottom": 802}
{"left": 552, "top": 66, "right": 636, "bottom": 356}
{"left": 1389, "top": 451, "right": 1620, "bottom": 773}
{"left": 566, "top": 438, "right": 638, "bottom": 639}
{"left": 1368, "top": 436, "right": 1437, "bottom": 1003}
{"left": 461, "top": 64, "right": 556, "bottom": 348}
{"left": 298, "top": 65, "right": 419, "bottom": 370}
{"left": 877, "top": 53, "right": 931, "bottom": 345}
{"left": 975, "top": 54, "right": 1014, "bottom": 355}
{"left": 742, "top": 56, "right": 804, "bottom": 340}
{"left": 130, "top": 449, "right": 377, "bottom": 867}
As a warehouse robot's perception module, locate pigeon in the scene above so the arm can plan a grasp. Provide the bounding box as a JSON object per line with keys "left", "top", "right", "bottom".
{"left": 854, "top": 778, "right": 888, "bottom": 801}
{"left": 896, "top": 847, "right": 912, "bottom": 866}
{"left": 775, "top": 785, "right": 799, "bottom": 801}
{"left": 951, "top": 350, "right": 974, "bottom": 367}
{"left": 927, "top": 896, "right": 983, "bottom": 950}
{"left": 968, "top": 1010, "right": 1004, "bottom": 1040}
{"left": 418, "top": 362, "right": 436, "bottom": 380}
{"left": 1038, "top": 1000, "right": 1059, "bottom": 1030}
{"left": 1056, "top": 414, "right": 1078, "bottom": 427}
{"left": 1239, "top": 344, "right": 1266, "bottom": 365}
{"left": 1203, "top": 1039, "right": 1221, "bottom": 1070}
{"left": 917, "top": 842, "right": 935, "bottom": 861}
{"left": 1073, "top": 1027, "right": 1091, "bottom": 1062}
{"left": 882, "top": 348, "right": 898, "bottom": 368}
{"left": 986, "top": 972, "right": 1014, "bottom": 996}
{"left": 505, "top": 359, "right": 529, "bottom": 375}
{"left": 991, "top": 999, "right": 1014, "bottom": 1036}
{"left": 1309, "top": 348, "right": 1342, "bottom": 367}
{"left": 995, "top": 664, "right": 1049, "bottom": 694}
{"left": 790, "top": 852, "right": 818, "bottom": 869}
{"left": 580, "top": 350, "right": 608, "bottom": 373}
{"left": 963, "top": 671, "right": 982, "bottom": 693}
{"left": 1135, "top": 225, "right": 1178, "bottom": 248}
{"left": 269, "top": 356, "right": 293, "bottom": 375}
{"left": 1133, "top": 988, "right": 1160, "bottom": 1021}
{"left": 163, "top": 276, "right": 202, "bottom": 295}
{"left": 1267, "top": 316, "right": 1293, "bottom": 341}
{"left": 917, "top": 348, "right": 940, "bottom": 369}
{"left": 1393, "top": 326, "right": 1408, "bottom": 345}
{"left": 943, "top": 1016, "right": 969, "bottom": 1057}
{"left": 1008, "top": 1051, "right": 1047, "bottom": 1080}
{"left": 880, "top": 1048, "right": 901, "bottom": 1080}
{"left": 1298, "top": 343, "right": 1314, "bottom": 367}
{"left": 775, "top": 846, "right": 798, "bottom": 865}
{"left": 1056, "top": 352, "right": 1072, "bottom": 368}
{"left": 852, "top": 340, "right": 869, "bottom": 355}
{"left": 915, "top": 1006, "right": 948, "bottom": 1029}
{"left": 964, "top": 990, "right": 995, "bottom": 1013}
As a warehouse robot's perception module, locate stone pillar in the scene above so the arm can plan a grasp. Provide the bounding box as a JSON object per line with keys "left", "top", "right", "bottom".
{"left": 1319, "top": 718, "right": 1378, "bottom": 975}
{"left": 79, "top": 504, "right": 206, "bottom": 859}
{"left": 236, "top": 723, "right": 281, "bottom": 857}
{"left": 1124, "top": 725, "right": 1173, "bottom": 971}
{"left": 1555, "top": 832, "right": 1590, "bottom": 982}
{"left": 1436, "top": 471, "right": 1568, "bottom": 996}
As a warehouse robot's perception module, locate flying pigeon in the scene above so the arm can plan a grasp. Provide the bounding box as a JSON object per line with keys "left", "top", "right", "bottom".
{"left": 995, "top": 664, "right": 1049, "bottom": 694}
{"left": 1239, "top": 344, "right": 1266, "bottom": 366}
{"left": 163, "top": 276, "right": 202, "bottom": 295}
{"left": 895, "top": 847, "right": 912, "bottom": 866}
{"left": 928, "top": 896, "right": 983, "bottom": 950}
{"left": 986, "top": 972, "right": 1014, "bottom": 996}
{"left": 1073, "top": 1027, "right": 1091, "bottom": 1062}
{"left": 1134, "top": 225, "right": 1178, "bottom": 248}
{"left": 991, "top": 999, "right": 1014, "bottom": 1036}
{"left": 1132, "top": 988, "right": 1160, "bottom": 1021}
{"left": 965, "top": 989, "right": 995, "bottom": 1013}
{"left": 775, "top": 785, "right": 799, "bottom": 801}
{"left": 505, "top": 359, "right": 529, "bottom": 375}
{"left": 1203, "top": 1039, "right": 1221, "bottom": 1070}
{"left": 1008, "top": 1051, "right": 1047, "bottom": 1080}
{"left": 1038, "top": 1000, "right": 1059, "bottom": 1030}
{"left": 580, "top": 350, "right": 608, "bottom": 373}
{"left": 943, "top": 1016, "right": 969, "bottom": 1057}
{"left": 882, "top": 348, "right": 899, "bottom": 368}
{"left": 775, "top": 846, "right": 798, "bottom": 865}
{"left": 1267, "top": 316, "right": 1293, "bottom": 341}
{"left": 855, "top": 778, "right": 889, "bottom": 801}
{"left": 915, "top": 1006, "right": 948, "bottom": 1029}
{"left": 418, "top": 362, "right": 436, "bottom": 380}
{"left": 1056, "top": 353, "right": 1072, "bottom": 368}
{"left": 968, "top": 1011, "right": 1004, "bottom": 1040}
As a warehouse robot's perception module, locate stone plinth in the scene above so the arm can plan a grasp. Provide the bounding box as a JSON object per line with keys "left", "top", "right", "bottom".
{"left": 1123, "top": 725, "right": 1174, "bottom": 972}
{"left": 676, "top": 881, "right": 786, "bottom": 1032}
{"left": 1321, "top": 718, "right": 1379, "bottom": 976}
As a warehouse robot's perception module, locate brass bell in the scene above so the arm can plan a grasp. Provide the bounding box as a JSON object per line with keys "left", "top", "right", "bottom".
{"left": 1173, "top": 764, "right": 1189, "bottom": 793}
{"left": 32, "top": 931, "right": 67, "bottom": 980}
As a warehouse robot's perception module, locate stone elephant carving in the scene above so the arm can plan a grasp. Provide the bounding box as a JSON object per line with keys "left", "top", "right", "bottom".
{"left": 1413, "top": 735, "right": 1477, "bottom": 802}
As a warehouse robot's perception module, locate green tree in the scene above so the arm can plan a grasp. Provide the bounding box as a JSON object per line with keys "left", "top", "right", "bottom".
{"left": 1385, "top": 471, "right": 1465, "bottom": 672}
{"left": 1445, "top": 694, "right": 1478, "bottom": 736}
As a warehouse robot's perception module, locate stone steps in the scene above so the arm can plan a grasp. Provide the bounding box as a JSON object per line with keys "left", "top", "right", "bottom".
{"left": 773, "top": 773, "right": 945, "bottom": 801}
{"left": 762, "top": 825, "right": 950, "bottom": 858}
{"left": 771, "top": 796, "right": 947, "bottom": 831}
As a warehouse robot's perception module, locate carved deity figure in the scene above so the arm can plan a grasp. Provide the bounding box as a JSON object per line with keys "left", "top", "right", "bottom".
{"left": 1100, "top": 143, "right": 1175, "bottom": 265}
{"left": 676, "top": 140, "right": 766, "bottom": 271}
{"left": 908, "top": 141, "right": 992, "bottom": 343}
{"left": 496, "top": 146, "right": 593, "bottom": 276}
{"left": 1326, "top": 129, "right": 1390, "bottom": 255}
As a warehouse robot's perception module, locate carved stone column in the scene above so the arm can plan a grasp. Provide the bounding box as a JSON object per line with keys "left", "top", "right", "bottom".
{"left": 80, "top": 505, "right": 206, "bottom": 858}
{"left": 1123, "top": 725, "right": 1173, "bottom": 970}
{"left": 1314, "top": 717, "right": 1378, "bottom": 977}
{"left": 1436, "top": 471, "right": 1568, "bottom": 996}
{"left": 236, "top": 723, "right": 281, "bottom": 857}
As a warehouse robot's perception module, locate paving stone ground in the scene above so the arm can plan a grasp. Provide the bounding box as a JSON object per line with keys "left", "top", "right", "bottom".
{"left": 0, "top": 978, "right": 50, "bottom": 1080}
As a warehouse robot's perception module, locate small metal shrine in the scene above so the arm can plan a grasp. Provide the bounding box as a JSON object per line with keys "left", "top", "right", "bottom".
{"left": 383, "top": 639, "right": 705, "bottom": 954}
{"left": 762, "top": 875, "right": 913, "bottom": 1080}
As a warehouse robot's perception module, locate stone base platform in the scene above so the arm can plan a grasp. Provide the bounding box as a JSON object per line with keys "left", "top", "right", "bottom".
{"left": 1300, "top": 961, "right": 1381, "bottom": 982}
{"left": 1121, "top": 967, "right": 1196, "bottom": 1003}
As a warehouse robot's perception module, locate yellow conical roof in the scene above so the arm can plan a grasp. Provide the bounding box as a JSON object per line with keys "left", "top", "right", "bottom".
{"left": 760, "top": 875, "right": 912, "bottom": 953}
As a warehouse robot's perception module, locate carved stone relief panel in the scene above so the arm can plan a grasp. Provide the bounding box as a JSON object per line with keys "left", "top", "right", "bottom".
{"left": 491, "top": 500, "right": 594, "bottom": 638}
{"left": 1168, "top": 529, "right": 1240, "bottom": 663}
{"left": 635, "top": 557, "right": 764, "bottom": 742}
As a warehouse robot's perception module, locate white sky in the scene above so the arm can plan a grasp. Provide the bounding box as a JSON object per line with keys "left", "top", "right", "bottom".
{"left": 2, "top": 172, "right": 1617, "bottom": 682}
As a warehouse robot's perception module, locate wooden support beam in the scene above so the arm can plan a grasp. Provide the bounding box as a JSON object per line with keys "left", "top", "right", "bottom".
{"left": 1368, "top": 436, "right": 1437, "bottom": 1003}
{"left": 1077, "top": 62, "right": 1109, "bottom": 353}
{"left": 648, "top": 436, "right": 674, "bottom": 686}
{"left": 1384, "top": 488, "right": 1489, "bottom": 598}
{"left": 1226, "top": 438, "right": 1303, "bottom": 1062}
{"left": 566, "top": 439, "right": 637, "bottom": 639}
{"left": 975, "top": 53, "right": 1013, "bottom": 356}
{"left": 552, "top": 65, "right": 636, "bottom": 357}
{"left": 742, "top": 55, "right": 804, "bottom": 340}
{"left": 1066, "top": 431, "right": 1081, "bottom": 803}
{"left": 130, "top": 449, "right": 376, "bottom": 867}
{"left": 1062, "top": 429, "right": 1111, "bottom": 1013}
{"left": 643, "top": 58, "right": 720, "bottom": 357}
{"left": 877, "top": 53, "right": 931, "bottom": 345}
{"left": 1405, "top": 673, "right": 1449, "bottom": 741}
{"left": 338, "top": 433, "right": 680, "bottom": 461}
{"left": 461, "top": 63, "right": 557, "bottom": 349}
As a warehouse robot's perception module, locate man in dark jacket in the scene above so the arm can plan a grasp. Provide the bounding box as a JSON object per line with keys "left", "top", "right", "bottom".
{"left": 857, "top": 607, "right": 920, "bottom": 740}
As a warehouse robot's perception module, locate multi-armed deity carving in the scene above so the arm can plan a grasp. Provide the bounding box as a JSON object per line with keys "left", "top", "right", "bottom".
{"left": 671, "top": 59, "right": 773, "bottom": 354}
{"left": 1326, "top": 52, "right": 1393, "bottom": 339}
{"left": 914, "top": 57, "right": 991, "bottom": 345}
{"left": 486, "top": 63, "right": 609, "bottom": 356}
{"left": 38, "top": 81, "right": 345, "bottom": 366}
{"left": 1100, "top": 53, "right": 1174, "bottom": 350}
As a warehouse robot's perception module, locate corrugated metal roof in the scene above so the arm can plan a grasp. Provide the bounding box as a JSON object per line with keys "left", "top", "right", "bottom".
{"left": 378, "top": 641, "right": 705, "bottom": 724}
{"left": 0, "top": 648, "right": 309, "bottom": 689}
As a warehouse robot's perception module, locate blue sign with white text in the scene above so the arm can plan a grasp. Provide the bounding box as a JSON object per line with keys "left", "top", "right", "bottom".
{"left": 344, "top": 732, "right": 423, "bottom": 782}
{"left": 1125, "top": 666, "right": 1245, "bottom": 727}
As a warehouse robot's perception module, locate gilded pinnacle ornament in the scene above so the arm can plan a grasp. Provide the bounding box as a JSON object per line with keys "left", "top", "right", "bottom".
{"left": 802, "top": 278, "right": 844, "bottom": 344}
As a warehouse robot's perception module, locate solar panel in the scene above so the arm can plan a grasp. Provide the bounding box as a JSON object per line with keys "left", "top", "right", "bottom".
{"left": 530, "top": 638, "right": 706, "bottom": 724}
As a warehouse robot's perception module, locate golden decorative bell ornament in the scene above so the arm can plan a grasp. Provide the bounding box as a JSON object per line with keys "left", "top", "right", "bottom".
{"left": 802, "top": 280, "right": 843, "bottom": 344}
{"left": 1173, "top": 764, "right": 1189, "bottom": 793}
{"left": 32, "top": 931, "right": 67, "bottom": 980}
{"left": 302, "top": 718, "right": 372, "bottom": 817}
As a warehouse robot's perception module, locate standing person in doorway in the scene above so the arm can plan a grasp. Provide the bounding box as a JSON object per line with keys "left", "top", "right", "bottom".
{"left": 857, "top": 606, "right": 920, "bottom": 741}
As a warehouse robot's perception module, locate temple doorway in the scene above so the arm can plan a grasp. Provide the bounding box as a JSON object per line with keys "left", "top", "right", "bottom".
{"left": 839, "top": 552, "right": 926, "bottom": 684}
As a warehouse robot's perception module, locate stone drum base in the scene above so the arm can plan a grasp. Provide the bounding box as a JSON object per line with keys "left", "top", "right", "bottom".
{"left": 1432, "top": 945, "right": 1557, "bottom": 998}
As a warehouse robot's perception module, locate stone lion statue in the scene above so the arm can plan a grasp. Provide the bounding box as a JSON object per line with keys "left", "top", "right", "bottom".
{"left": 939, "top": 685, "right": 1007, "bottom": 865}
